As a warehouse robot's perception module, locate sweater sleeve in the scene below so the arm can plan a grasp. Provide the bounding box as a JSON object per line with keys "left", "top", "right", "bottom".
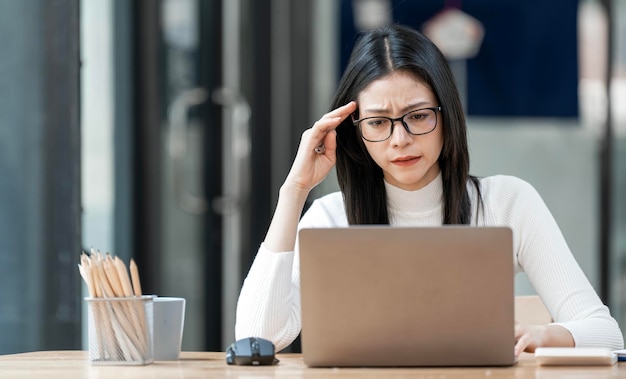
{"left": 234, "top": 192, "right": 347, "bottom": 351}
{"left": 234, "top": 244, "right": 301, "bottom": 351}
{"left": 486, "top": 176, "right": 624, "bottom": 350}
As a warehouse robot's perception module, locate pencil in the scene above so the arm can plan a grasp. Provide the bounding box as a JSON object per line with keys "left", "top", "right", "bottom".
{"left": 130, "top": 259, "right": 142, "bottom": 296}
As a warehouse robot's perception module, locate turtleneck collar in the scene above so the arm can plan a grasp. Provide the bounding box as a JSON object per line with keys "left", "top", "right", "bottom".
{"left": 384, "top": 172, "right": 443, "bottom": 214}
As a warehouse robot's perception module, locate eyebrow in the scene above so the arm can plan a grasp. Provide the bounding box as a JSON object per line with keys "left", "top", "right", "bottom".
{"left": 360, "top": 101, "right": 433, "bottom": 115}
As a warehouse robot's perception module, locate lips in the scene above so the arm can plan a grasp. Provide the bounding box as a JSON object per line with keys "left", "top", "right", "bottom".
{"left": 391, "top": 156, "right": 421, "bottom": 166}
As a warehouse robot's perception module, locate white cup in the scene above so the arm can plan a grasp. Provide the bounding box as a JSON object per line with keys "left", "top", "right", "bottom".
{"left": 152, "top": 296, "right": 186, "bottom": 360}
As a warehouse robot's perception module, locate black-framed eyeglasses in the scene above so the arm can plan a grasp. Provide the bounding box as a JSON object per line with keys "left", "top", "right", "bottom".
{"left": 352, "top": 106, "right": 442, "bottom": 142}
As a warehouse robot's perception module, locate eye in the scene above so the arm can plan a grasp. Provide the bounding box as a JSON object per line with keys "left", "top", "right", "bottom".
{"left": 407, "top": 111, "right": 428, "bottom": 121}
{"left": 365, "top": 118, "right": 387, "bottom": 127}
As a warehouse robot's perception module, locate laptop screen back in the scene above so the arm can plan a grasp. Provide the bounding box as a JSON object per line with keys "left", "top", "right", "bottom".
{"left": 298, "top": 226, "right": 515, "bottom": 367}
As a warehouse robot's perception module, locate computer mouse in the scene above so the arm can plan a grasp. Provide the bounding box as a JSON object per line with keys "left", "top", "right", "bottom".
{"left": 225, "top": 337, "right": 279, "bottom": 366}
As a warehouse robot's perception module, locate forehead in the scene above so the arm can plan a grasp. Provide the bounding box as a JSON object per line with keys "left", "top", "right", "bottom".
{"left": 357, "top": 70, "right": 436, "bottom": 110}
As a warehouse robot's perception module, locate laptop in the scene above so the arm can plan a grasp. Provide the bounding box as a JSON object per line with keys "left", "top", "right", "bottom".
{"left": 298, "top": 226, "right": 515, "bottom": 367}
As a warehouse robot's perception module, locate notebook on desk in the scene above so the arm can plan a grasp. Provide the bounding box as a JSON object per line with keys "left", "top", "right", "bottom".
{"left": 298, "top": 226, "right": 515, "bottom": 367}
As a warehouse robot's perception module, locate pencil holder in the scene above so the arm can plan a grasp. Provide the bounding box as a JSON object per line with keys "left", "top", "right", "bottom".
{"left": 86, "top": 296, "right": 154, "bottom": 365}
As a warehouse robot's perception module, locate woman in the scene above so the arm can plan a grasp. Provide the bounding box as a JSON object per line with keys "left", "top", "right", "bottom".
{"left": 235, "top": 24, "right": 623, "bottom": 355}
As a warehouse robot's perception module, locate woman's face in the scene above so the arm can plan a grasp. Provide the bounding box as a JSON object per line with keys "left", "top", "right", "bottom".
{"left": 356, "top": 70, "right": 443, "bottom": 191}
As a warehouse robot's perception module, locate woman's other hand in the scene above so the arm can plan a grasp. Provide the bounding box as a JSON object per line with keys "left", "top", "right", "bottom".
{"left": 514, "top": 322, "right": 575, "bottom": 356}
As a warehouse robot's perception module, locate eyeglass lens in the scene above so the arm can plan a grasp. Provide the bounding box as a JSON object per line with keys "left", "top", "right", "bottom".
{"left": 358, "top": 108, "right": 437, "bottom": 142}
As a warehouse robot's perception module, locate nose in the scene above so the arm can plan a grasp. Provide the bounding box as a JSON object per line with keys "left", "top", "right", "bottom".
{"left": 389, "top": 120, "right": 413, "bottom": 146}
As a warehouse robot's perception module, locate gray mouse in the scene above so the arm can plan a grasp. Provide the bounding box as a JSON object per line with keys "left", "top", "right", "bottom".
{"left": 225, "top": 337, "right": 279, "bottom": 365}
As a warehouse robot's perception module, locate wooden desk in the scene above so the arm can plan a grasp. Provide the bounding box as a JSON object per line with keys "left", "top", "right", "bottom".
{"left": 1, "top": 350, "right": 625, "bottom": 378}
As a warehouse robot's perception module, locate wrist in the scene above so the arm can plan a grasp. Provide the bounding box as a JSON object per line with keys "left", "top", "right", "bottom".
{"left": 541, "top": 324, "right": 575, "bottom": 348}
{"left": 279, "top": 181, "right": 312, "bottom": 202}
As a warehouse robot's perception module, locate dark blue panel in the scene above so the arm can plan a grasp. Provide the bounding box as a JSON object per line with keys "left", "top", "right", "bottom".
{"left": 340, "top": 0, "right": 579, "bottom": 117}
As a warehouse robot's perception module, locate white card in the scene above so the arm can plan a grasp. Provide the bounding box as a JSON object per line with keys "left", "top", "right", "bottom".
{"left": 535, "top": 347, "right": 617, "bottom": 366}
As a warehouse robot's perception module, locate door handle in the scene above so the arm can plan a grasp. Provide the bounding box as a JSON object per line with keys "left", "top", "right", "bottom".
{"left": 211, "top": 87, "right": 251, "bottom": 215}
{"left": 167, "top": 87, "right": 209, "bottom": 214}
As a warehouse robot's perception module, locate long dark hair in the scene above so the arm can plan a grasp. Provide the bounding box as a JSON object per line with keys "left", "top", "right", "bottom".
{"left": 331, "top": 24, "right": 481, "bottom": 225}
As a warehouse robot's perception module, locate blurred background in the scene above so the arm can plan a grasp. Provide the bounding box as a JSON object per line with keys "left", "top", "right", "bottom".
{"left": 0, "top": 0, "right": 625, "bottom": 354}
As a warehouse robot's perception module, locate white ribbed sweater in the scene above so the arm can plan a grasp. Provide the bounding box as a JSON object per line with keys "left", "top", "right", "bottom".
{"left": 235, "top": 174, "right": 624, "bottom": 351}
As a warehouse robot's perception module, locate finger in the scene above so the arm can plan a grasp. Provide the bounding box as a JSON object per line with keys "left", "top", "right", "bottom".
{"left": 309, "top": 116, "right": 343, "bottom": 141}
{"left": 312, "top": 102, "right": 357, "bottom": 137}
{"left": 514, "top": 335, "right": 529, "bottom": 357}
{"left": 322, "top": 130, "right": 337, "bottom": 153}
{"left": 321, "top": 101, "right": 357, "bottom": 120}
{"left": 313, "top": 129, "right": 338, "bottom": 156}
{"left": 309, "top": 102, "right": 356, "bottom": 153}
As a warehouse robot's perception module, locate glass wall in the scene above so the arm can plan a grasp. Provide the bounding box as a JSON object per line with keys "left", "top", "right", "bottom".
{"left": 0, "top": 0, "right": 81, "bottom": 354}
{"left": 610, "top": 0, "right": 626, "bottom": 339}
